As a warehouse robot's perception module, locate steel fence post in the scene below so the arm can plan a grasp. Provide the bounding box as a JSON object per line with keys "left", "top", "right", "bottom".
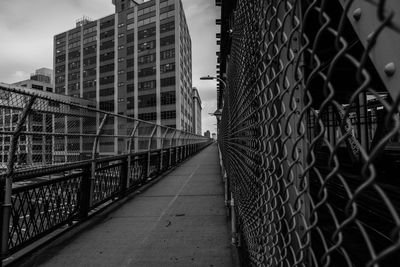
{"left": 147, "top": 125, "right": 157, "bottom": 178}
{"left": 0, "top": 96, "right": 36, "bottom": 264}
{"left": 159, "top": 127, "right": 169, "bottom": 172}
{"left": 169, "top": 129, "right": 177, "bottom": 168}
{"left": 127, "top": 121, "right": 139, "bottom": 189}
{"left": 79, "top": 164, "right": 92, "bottom": 219}
{"left": 88, "top": 114, "right": 108, "bottom": 209}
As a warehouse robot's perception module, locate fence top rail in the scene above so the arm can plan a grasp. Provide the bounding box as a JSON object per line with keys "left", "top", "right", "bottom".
{"left": 0, "top": 82, "right": 207, "bottom": 139}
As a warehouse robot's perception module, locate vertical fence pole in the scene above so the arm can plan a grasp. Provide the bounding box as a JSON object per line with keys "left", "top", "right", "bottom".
{"left": 1, "top": 96, "right": 36, "bottom": 264}
{"left": 169, "top": 129, "right": 177, "bottom": 168}
{"left": 126, "top": 121, "right": 139, "bottom": 189}
{"left": 147, "top": 125, "right": 157, "bottom": 178}
{"left": 87, "top": 114, "right": 108, "bottom": 211}
{"left": 159, "top": 128, "right": 170, "bottom": 171}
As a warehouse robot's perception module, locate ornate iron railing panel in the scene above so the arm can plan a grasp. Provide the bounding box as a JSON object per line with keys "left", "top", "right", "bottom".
{"left": 0, "top": 83, "right": 212, "bottom": 262}
{"left": 219, "top": 0, "right": 400, "bottom": 266}
{"left": 9, "top": 173, "right": 82, "bottom": 253}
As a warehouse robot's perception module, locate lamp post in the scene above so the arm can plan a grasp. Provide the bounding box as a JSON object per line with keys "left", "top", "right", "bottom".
{"left": 200, "top": 75, "right": 227, "bottom": 89}
{"left": 200, "top": 75, "right": 225, "bottom": 141}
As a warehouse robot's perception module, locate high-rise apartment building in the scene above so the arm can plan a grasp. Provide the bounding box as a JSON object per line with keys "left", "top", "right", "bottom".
{"left": 54, "top": 0, "right": 194, "bottom": 141}
{"left": 192, "top": 87, "right": 201, "bottom": 135}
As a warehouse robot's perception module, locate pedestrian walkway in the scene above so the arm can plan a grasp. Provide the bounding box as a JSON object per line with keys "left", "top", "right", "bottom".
{"left": 21, "top": 143, "right": 236, "bottom": 267}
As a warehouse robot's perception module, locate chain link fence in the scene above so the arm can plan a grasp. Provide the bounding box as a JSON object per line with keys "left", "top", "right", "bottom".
{"left": 0, "top": 83, "right": 210, "bottom": 261}
{"left": 219, "top": 0, "right": 400, "bottom": 266}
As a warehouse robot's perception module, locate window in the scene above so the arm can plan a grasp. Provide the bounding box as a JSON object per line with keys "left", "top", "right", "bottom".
{"left": 161, "top": 76, "right": 175, "bottom": 87}
{"left": 127, "top": 12, "right": 135, "bottom": 20}
{"left": 68, "top": 50, "right": 80, "bottom": 60}
{"left": 100, "top": 51, "right": 114, "bottom": 61}
{"left": 68, "top": 41, "right": 81, "bottom": 49}
{"left": 83, "top": 80, "right": 96, "bottom": 89}
{"left": 127, "top": 23, "right": 135, "bottom": 30}
{"left": 138, "top": 16, "right": 156, "bottom": 27}
{"left": 55, "top": 65, "right": 65, "bottom": 74}
{"left": 160, "top": 0, "right": 174, "bottom": 8}
{"left": 138, "top": 40, "right": 156, "bottom": 52}
{"left": 138, "top": 66, "right": 156, "bottom": 77}
{"left": 127, "top": 71, "right": 134, "bottom": 80}
{"left": 100, "top": 40, "right": 114, "bottom": 50}
{"left": 127, "top": 96, "right": 134, "bottom": 109}
{"left": 138, "top": 94, "right": 156, "bottom": 108}
{"left": 160, "top": 35, "right": 174, "bottom": 46}
{"left": 68, "top": 32, "right": 80, "bottom": 40}
{"left": 84, "top": 56, "right": 96, "bottom": 66}
{"left": 56, "top": 54, "right": 66, "bottom": 63}
{"left": 160, "top": 10, "right": 174, "bottom": 20}
{"left": 138, "top": 27, "right": 156, "bottom": 39}
{"left": 127, "top": 33, "right": 134, "bottom": 43}
{"left": 100, "top": 100, "right": 114, "bottom": 111}
{"left": 100, "top": 88, "right": 114, "bottom": 96}
{"left": 139, "top": 80, "right": 156, "bottom": 90}
{"left": 68, "top": 82, "right": 80, "bottom": 91}
{"left": 68, "top": 72, "right": 80, "bottom": 81}
{"left": 84, "top": 45, "right": 97, "bottom": 55}
{"left": 160, "top": 21, "right": 174, "bottom": 33}
{"left": 100, "top": 19, "right": 114, "bottom": 29}
{"left": 161, "top": 110, "right": 176, "bottom": 120}
{"left": 127, "top": 58, "right": 134, "bottom": 68}
{"left": 160, "top": 62, "right": 175, "bottom": 73}
{"left": 160, "top": 49, "right": 175, "bottom": 60}
{"left": 83, "top": 91, "right": 96, "bottom": 99}
{"left": 127, "top": 84, "right": 135, "bottom": 92}
{"left": 138, "top": 53, "right": 155, "bottom": 64}
{"left": 127, "top": 46, "right": 135, "bottom": 55}
{"left": 139, "top": 112, "right": 157, "bottom": 121}
{"left": 138, "top": 5, "right": 156, "bottom": 16}
{"left": 32, "top": 84, "right": 43, "bottom": 91}
{"left": 160, "top": 3, "right": 174, "bottom": 14}
{"left": 83, "top": 25, "right": 96, "bottom": 35}
{"left": 83, "top": 36, "right": 96, "bottom": 44}
{"left": 100, "top": 76, "right": 114, "bottom": 85}
{"left": 83, "top": 68, "right": 96, "bottom": 77}
{"left": 161, "top": 91, "right": 175, "bottom": 105}
{"left": 55, "top": 86, "right": 65, "bottom": 94}
{"left": 68, "top": 61, "right": 80, "bottom": 71}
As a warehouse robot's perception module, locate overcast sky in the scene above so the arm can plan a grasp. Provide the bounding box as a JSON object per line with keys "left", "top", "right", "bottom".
{"left": 0, "top": 0, "right": 220, "bottom": 134}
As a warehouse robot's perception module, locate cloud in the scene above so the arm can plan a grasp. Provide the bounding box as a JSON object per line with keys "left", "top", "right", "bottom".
{"left": 0, "top": 0, "right": 220, "bottom": 134}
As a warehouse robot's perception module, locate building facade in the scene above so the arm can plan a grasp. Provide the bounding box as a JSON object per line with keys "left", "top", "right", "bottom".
{"left": 0, "top": 80, "right": 95, "bottom": 168}
{"left": 13, "top": 68, "right": 54, "bottom": 93}
{"left": 53, "top": 0, "right": 194, "bottom": 146}
{"left": 192, "top": 87, "right": 201, "bottom": 135}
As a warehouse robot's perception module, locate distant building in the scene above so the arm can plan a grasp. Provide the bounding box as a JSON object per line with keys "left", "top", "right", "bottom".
{"left": 212, "top": 133, "right": 216, "bottom": 140}
{"left": 192, "top": 87, "right": 202, "bottom": 135}
{"left": 204, "top": 130, "right": 210, "bottom": 138}
{"left": 0, "top": 82, "right": 95, "bottom": 168}
{"left": 53, "top": 0, "right": 194, "bottom": 148}
{"left": 13, "top": 68, "right": 54, "bottom": 92}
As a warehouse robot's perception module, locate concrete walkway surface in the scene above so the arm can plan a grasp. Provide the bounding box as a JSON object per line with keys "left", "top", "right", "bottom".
{"left": 20, "top": 143, "right": 237, "bottom": 267}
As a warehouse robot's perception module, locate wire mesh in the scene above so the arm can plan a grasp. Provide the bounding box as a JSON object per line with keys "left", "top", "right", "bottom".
{"left": 0, "top": 84, "right": 208, "bottom": 174}
{"left": 219, "top": 0, "right": 400, "bottom": 266}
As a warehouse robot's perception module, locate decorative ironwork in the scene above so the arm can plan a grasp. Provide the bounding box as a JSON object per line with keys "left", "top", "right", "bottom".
{"left": 0, "top": 83, "right": 211, "bottom": 261}
{"left": 219, "top": 0, "right": 400, "bottom": 266}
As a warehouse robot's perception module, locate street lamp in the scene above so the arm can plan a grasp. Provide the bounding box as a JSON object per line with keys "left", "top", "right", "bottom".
{"left": 200, "top": 75, "right": 227, "bottom": 88}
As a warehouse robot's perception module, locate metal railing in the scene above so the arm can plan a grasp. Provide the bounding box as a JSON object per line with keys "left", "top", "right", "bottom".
{"left": 0, "top": 83, "right": 211, "bottom": 262}
{"left": 219, "top": 0, "right": 400, "bottom": 266}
